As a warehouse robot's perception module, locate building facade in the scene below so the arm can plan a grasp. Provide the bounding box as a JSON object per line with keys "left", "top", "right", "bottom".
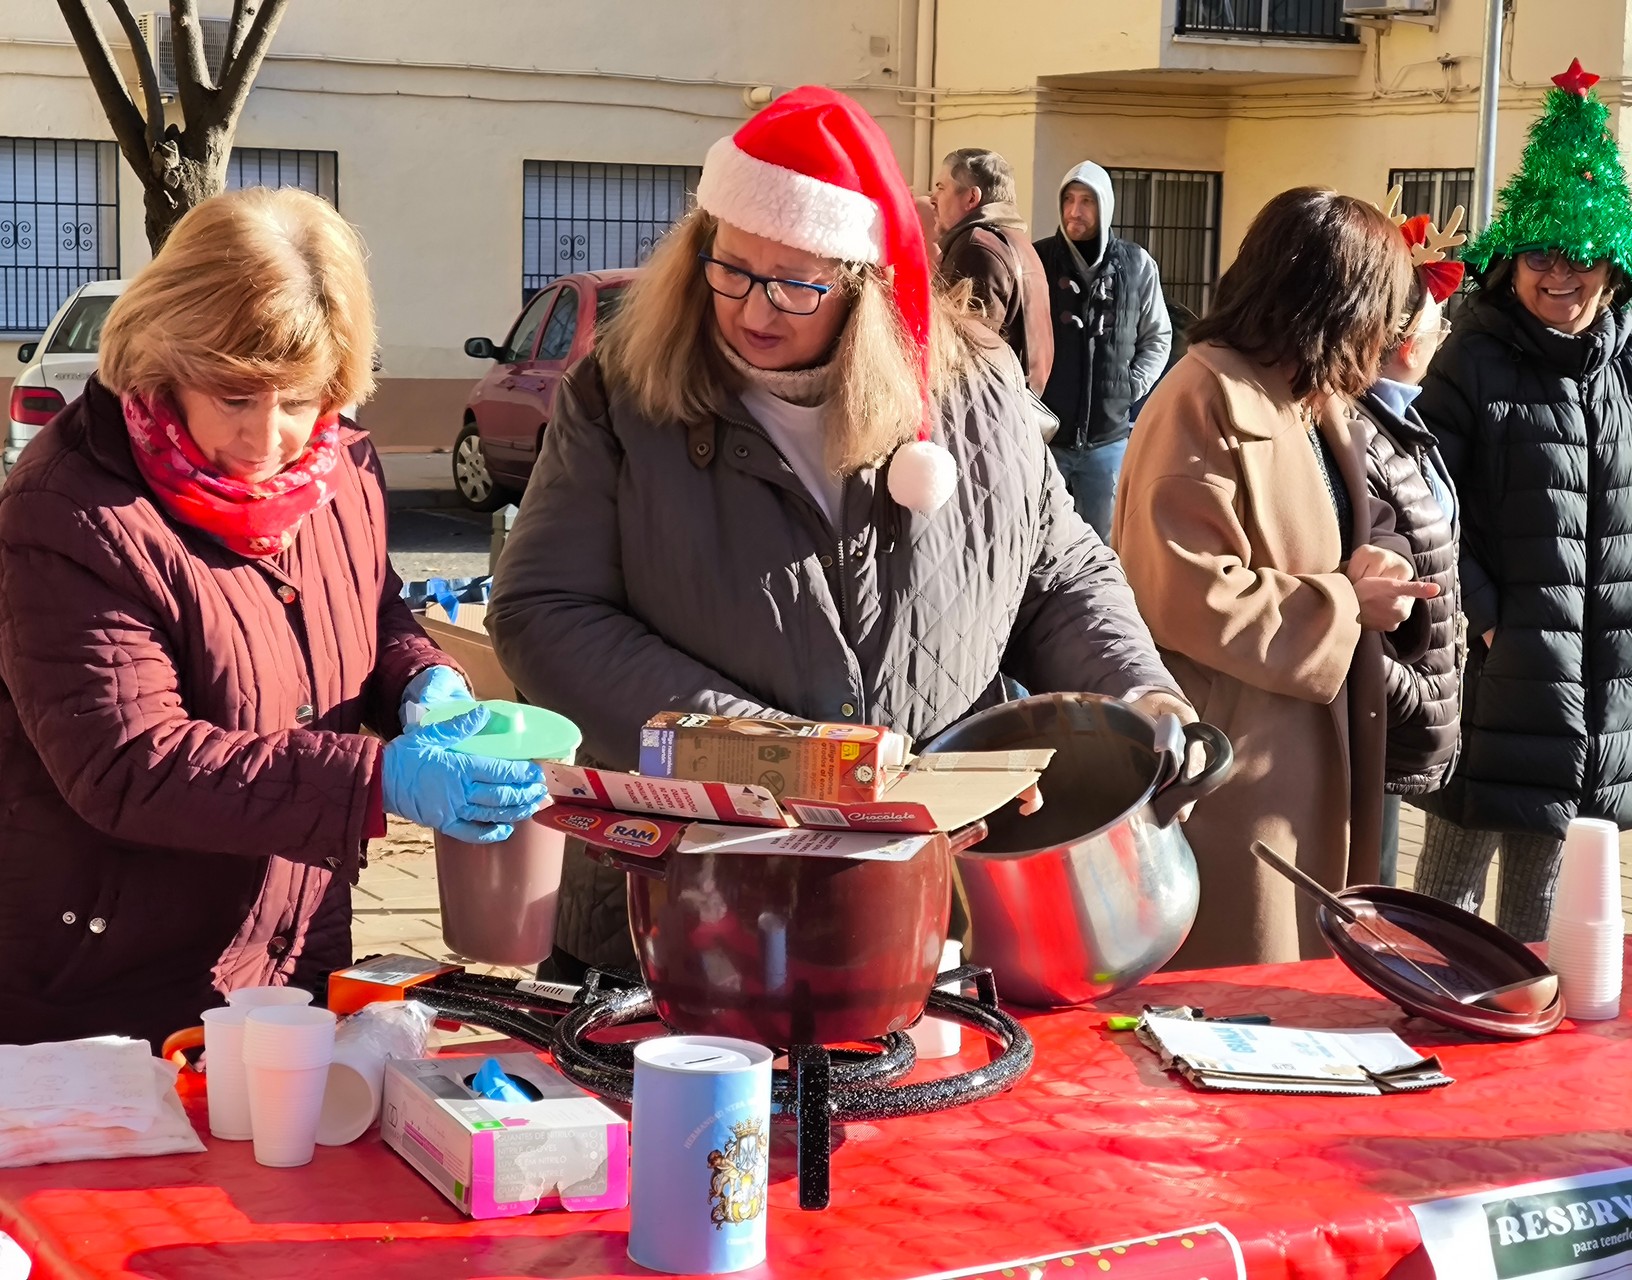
{"left": 0, "top": 0, "right": 917, "bottom": 447}
{"left": 1, "top": 0, "right": 1624, "bottom": 448}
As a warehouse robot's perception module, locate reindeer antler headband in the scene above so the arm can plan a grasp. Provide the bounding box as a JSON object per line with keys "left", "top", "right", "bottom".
{"left": 1381, "top": 185, "right": 1467, "bottom": 302}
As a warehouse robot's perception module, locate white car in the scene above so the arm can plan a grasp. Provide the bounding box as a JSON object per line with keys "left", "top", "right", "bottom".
{"left": 5, "top": 279, "right": 127, "bottom": 474}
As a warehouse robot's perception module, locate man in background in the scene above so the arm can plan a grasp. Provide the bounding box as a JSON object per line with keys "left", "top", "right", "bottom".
{"left": 931, "top": 148, "right": 1052, "bottom": 393}
{"left": 1036, "top": 160, "right": 1170, "bottom": 539}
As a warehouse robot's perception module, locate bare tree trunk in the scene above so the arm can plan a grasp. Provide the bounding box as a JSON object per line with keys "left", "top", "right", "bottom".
{"left": 56, "top": 0, "right": 290, "bottom": 253}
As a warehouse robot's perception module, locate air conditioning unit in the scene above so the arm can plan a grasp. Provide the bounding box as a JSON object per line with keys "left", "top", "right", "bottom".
{"left": 1342, "top": 0, "right": 1437, "bottom": 17}
{"left": 135, "top": 12, "right": 231, "bottom": 96}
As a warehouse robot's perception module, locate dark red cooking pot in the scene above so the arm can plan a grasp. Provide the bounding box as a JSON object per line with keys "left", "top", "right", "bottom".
{"left": 585, "top": 822, "right": 987, "bottom": 1048}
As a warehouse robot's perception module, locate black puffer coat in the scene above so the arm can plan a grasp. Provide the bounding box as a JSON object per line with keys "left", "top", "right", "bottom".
{"left": 1416, "top": 291, "right": 1632, "bottom": 837}
{"left": 1358, "top": 390, "right": 1463, "bottom": 795}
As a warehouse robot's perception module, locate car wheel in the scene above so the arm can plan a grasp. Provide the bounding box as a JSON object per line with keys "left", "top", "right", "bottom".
{"left": 453, "top": 422, "right": 509, "bottom": 512}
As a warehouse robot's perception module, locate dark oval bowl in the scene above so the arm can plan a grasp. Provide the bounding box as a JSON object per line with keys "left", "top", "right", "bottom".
{"left": 1318, "top": 885, "right": 1564, "bottom": 1039}
{"left": 627, "top": 840, "right": 953, "bottom": 1049}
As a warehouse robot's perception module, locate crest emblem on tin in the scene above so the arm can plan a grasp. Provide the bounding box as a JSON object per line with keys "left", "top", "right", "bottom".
{"left": 707, "top": 1118, "right": 769, "bottom": 1228}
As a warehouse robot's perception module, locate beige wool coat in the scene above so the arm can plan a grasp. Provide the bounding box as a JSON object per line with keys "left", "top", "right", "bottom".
{"left": 1112, "top": 342, "right": 1423, "bottom": 969}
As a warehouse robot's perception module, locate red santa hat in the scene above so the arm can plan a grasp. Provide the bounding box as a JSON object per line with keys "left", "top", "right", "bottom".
{"left": 695, "top": 85, "right": 954, "bottom": 515}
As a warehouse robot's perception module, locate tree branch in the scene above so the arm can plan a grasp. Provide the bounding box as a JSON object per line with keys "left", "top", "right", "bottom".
{"left": 102, "top": 0, "right": 167, "bottom": 150}
{"left": 168, "top": 0, "right": 214, "bottom": 126}
{"left": 224, "top": 0, "right": 258, "bottom": 67}
{"left": 54, "top": 0, "right": 154, "bottom": 181}
{"left": 212, "top": 0, "right": 286, "bottom": 130}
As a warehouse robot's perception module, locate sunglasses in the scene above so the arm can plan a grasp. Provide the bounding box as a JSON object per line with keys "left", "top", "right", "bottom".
{"left": 1518, "top": 246, "right": 1603, "bottom": 274}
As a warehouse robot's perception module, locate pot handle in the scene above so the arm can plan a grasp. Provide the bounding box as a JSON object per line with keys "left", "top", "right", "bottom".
{"left": 576, "top": 843, "right": 672, "bottom": 879}
{"left": 1149, "top": 721, "right": 1234, "bottom": 828}
{"left": 947, "top": 819, "right": 989, "bottom": 854}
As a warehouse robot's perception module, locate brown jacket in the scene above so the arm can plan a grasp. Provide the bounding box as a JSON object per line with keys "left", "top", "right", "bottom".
{"left": 1112, "top": 343, "right": 1423, "bottom": 969}
{"left": 938, "top": 205, "right": 1054, "bottom": 395}
{"left": 0, "top": 378, "right": 449, "bottom": 1049}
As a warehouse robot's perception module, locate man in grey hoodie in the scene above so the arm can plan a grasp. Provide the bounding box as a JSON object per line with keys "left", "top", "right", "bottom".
{"left": 1035, "top": 161, "right": 1171, "bottom": 539}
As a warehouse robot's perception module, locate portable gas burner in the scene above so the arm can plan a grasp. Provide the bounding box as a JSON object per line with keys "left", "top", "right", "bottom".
{"left": 549, "top": 964, "right": 1033, "bottom": 1210}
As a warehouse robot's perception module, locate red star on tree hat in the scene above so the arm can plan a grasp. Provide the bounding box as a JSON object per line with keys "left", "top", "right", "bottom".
{"left": 696, "top": 86, "right": 954, "bottom": 515}
{"left": 1553, "top": 58, "right": 1600, "bottom": 98}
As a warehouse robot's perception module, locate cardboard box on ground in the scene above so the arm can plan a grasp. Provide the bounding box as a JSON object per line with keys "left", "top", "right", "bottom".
{"left": 418, "top": 599, "right": 515, "bottom": 701}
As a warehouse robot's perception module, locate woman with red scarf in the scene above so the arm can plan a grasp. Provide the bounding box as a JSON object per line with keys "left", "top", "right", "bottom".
{"left": 0, "top": 188, "right": 546, "bottom": 1049}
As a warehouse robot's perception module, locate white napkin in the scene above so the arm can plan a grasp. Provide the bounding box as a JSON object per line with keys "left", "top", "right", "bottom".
{"left": 0, "top": 1038, "right": 205, "bottom": 1167}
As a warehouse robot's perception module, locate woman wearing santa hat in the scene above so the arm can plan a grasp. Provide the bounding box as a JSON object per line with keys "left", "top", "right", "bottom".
{"left": 488, "top": 86, "right": 1186, "bottom": 976}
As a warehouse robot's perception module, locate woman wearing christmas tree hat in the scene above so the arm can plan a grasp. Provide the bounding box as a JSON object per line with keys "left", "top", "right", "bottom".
{"left": 1414, "top": 59, "right": 1632, "bottom": 940}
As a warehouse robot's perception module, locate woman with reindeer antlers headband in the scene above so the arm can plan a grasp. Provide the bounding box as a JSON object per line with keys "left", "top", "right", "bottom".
{"left": 1412, "top": 60, "right": 1632, "bottom": 940}
{"left": 1354, "top": 191, "right": 1467, "bottom": 888}
{"left": 1111, "top": 187, "right": 1438, "bottom": 970}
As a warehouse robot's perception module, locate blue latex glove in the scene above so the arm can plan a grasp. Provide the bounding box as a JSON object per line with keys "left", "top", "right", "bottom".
{"left": 472, "top": 1057, "right": 532, "bottom": 1103}
{"left": 399, "top": 665, "right": 472, "bottom": 725}
{"left": 382, "top": 705, "right": 546, "bottom": 843}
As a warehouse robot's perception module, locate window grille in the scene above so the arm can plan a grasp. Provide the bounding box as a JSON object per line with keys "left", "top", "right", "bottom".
{"left": 0, "top": 138, "right": 119, "bottom": 336}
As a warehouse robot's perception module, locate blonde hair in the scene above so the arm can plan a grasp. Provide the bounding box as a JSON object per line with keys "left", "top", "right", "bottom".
{"left": 99, "top": 187, "right": 376, "bottom": 411}
{"left": 597, "top": 208, "right": 983, "bottom": 473}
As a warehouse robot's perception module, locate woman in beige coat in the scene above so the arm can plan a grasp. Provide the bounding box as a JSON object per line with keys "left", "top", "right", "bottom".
{"left": 1112, "top": 188, "right": 1437, "bottom": 969}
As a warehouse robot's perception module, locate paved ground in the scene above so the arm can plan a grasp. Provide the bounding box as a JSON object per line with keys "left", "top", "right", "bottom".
{"left": 356, "top": 804, "right": 1632, "bottom": 975}
{"left": 387, "top": 507, "right": 494, "bottom": 584}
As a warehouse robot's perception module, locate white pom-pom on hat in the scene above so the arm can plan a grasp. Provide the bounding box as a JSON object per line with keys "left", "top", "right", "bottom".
{"left": 699, "top": 87, "right": 956, "bottom": 514}
{"left": 887, "top": 437, "right": 957, "bottom": 515}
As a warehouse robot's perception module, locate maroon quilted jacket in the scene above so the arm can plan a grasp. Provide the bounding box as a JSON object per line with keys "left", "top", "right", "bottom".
{"left": 0, "top": 378, "right": 449, "bottom": 1049}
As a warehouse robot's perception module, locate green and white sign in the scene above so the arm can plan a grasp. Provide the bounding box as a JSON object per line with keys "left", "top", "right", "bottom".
{"left": 1412, "top": 1167, "right": 1632, "bottom": 1279}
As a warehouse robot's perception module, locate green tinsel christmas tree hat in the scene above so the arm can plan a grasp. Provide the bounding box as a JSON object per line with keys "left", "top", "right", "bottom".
{"left": 1465, "top": 59, "right": 1632, "bottom": 277}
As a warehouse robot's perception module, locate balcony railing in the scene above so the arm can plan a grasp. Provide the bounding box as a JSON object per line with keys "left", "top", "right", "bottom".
{"left": 1175, "top": 0, "right": 1358, "bottom": 42}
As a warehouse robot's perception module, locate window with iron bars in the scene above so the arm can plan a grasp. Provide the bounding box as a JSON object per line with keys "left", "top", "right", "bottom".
{"left": 1387, "top": 167, "right": 1473, "bottom": 229}
{"left": 522, "top": 160, "right": 701, "bottom": 302}
{"left": 226, "top": 148, "right": 340, "bottom": 207}
{"left": 1105, "top": 168, "right": 1222, "bottom": 318}
{"left": 0, "top": 138, "right": 119, "bottom": 337}
{"left": 1175, "top": 0, "right": 1357, "bottom": 41}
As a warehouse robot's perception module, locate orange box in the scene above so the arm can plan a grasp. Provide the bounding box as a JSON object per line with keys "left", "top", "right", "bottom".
{"left": 327, "top": 953, "right": 463, "bottom": 1015}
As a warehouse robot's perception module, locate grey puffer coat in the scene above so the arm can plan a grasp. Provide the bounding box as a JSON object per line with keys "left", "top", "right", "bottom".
{"left": 488, "top": 347, "right": 1177, "bottom": 968}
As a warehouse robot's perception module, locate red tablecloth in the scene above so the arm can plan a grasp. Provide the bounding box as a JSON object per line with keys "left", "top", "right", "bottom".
{"left": 3, "top": 944, "right": 1629, "bottom": 1280}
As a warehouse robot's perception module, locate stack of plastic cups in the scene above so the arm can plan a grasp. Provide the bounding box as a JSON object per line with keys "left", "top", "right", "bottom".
{"left": 201, "top": 1006, "right": 254, "bottom": 1140}
{"left": 1546, "top": 818, "right": 1624, "bottom": 1021}
{"left": 241, "top": 1006, "right": 338, "bottom": 1167}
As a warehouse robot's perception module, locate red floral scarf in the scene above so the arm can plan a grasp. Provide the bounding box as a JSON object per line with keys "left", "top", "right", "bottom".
{"left": 122, "top": 393, "right": 343, "bottom": 559}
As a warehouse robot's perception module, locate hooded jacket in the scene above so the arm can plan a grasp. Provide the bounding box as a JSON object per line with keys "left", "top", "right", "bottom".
{"left": 1034, "top": 162, "right": 1171, "bottom": 450}
{"left": 937, "top": 202, "right": 1054, "bottom": 394}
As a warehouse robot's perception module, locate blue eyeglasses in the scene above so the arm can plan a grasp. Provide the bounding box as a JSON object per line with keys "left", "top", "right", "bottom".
{"left": 697, "top": 254, "right": 834, "bottom": 316}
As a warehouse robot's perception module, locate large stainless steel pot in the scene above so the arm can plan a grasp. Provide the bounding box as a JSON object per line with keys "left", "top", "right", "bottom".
{"left": 923, "top": 693, "right": 1233, "bottom": 1007}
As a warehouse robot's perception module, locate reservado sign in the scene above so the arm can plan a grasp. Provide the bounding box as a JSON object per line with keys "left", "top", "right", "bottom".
{"left": 1412, "top": 1167, "right": 1632, "bottom": 1279}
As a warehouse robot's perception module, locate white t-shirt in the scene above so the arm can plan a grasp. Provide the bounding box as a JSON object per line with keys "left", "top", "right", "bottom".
{"left": 738, "top": 385, "right": 845, "bottom": 526}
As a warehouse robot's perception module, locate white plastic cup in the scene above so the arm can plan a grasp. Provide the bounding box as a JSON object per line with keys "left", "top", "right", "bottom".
{"left": 1547, "top": 919, "right": 1624, "bottom": 1021}
{"left": 1546, "top": 819, "right": 1624, "bottom": 1022}
{"left": 1550, "top": 819, "right": 1622, "bottom": 926}
{"left": 228, "top": 985, "right": 315, "bottom": 1010}
{"left": 242, "top": 1005, "right": 337, "bottom": 1167}
{"left": 908, "top": 940, "right": 965, "bottom": 1060}
{"left": 316, "top": 1028, "right": 388, "bottom": 1146}
{"left": 202, "top": 1005, "right": 254, "bottom": 1140}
